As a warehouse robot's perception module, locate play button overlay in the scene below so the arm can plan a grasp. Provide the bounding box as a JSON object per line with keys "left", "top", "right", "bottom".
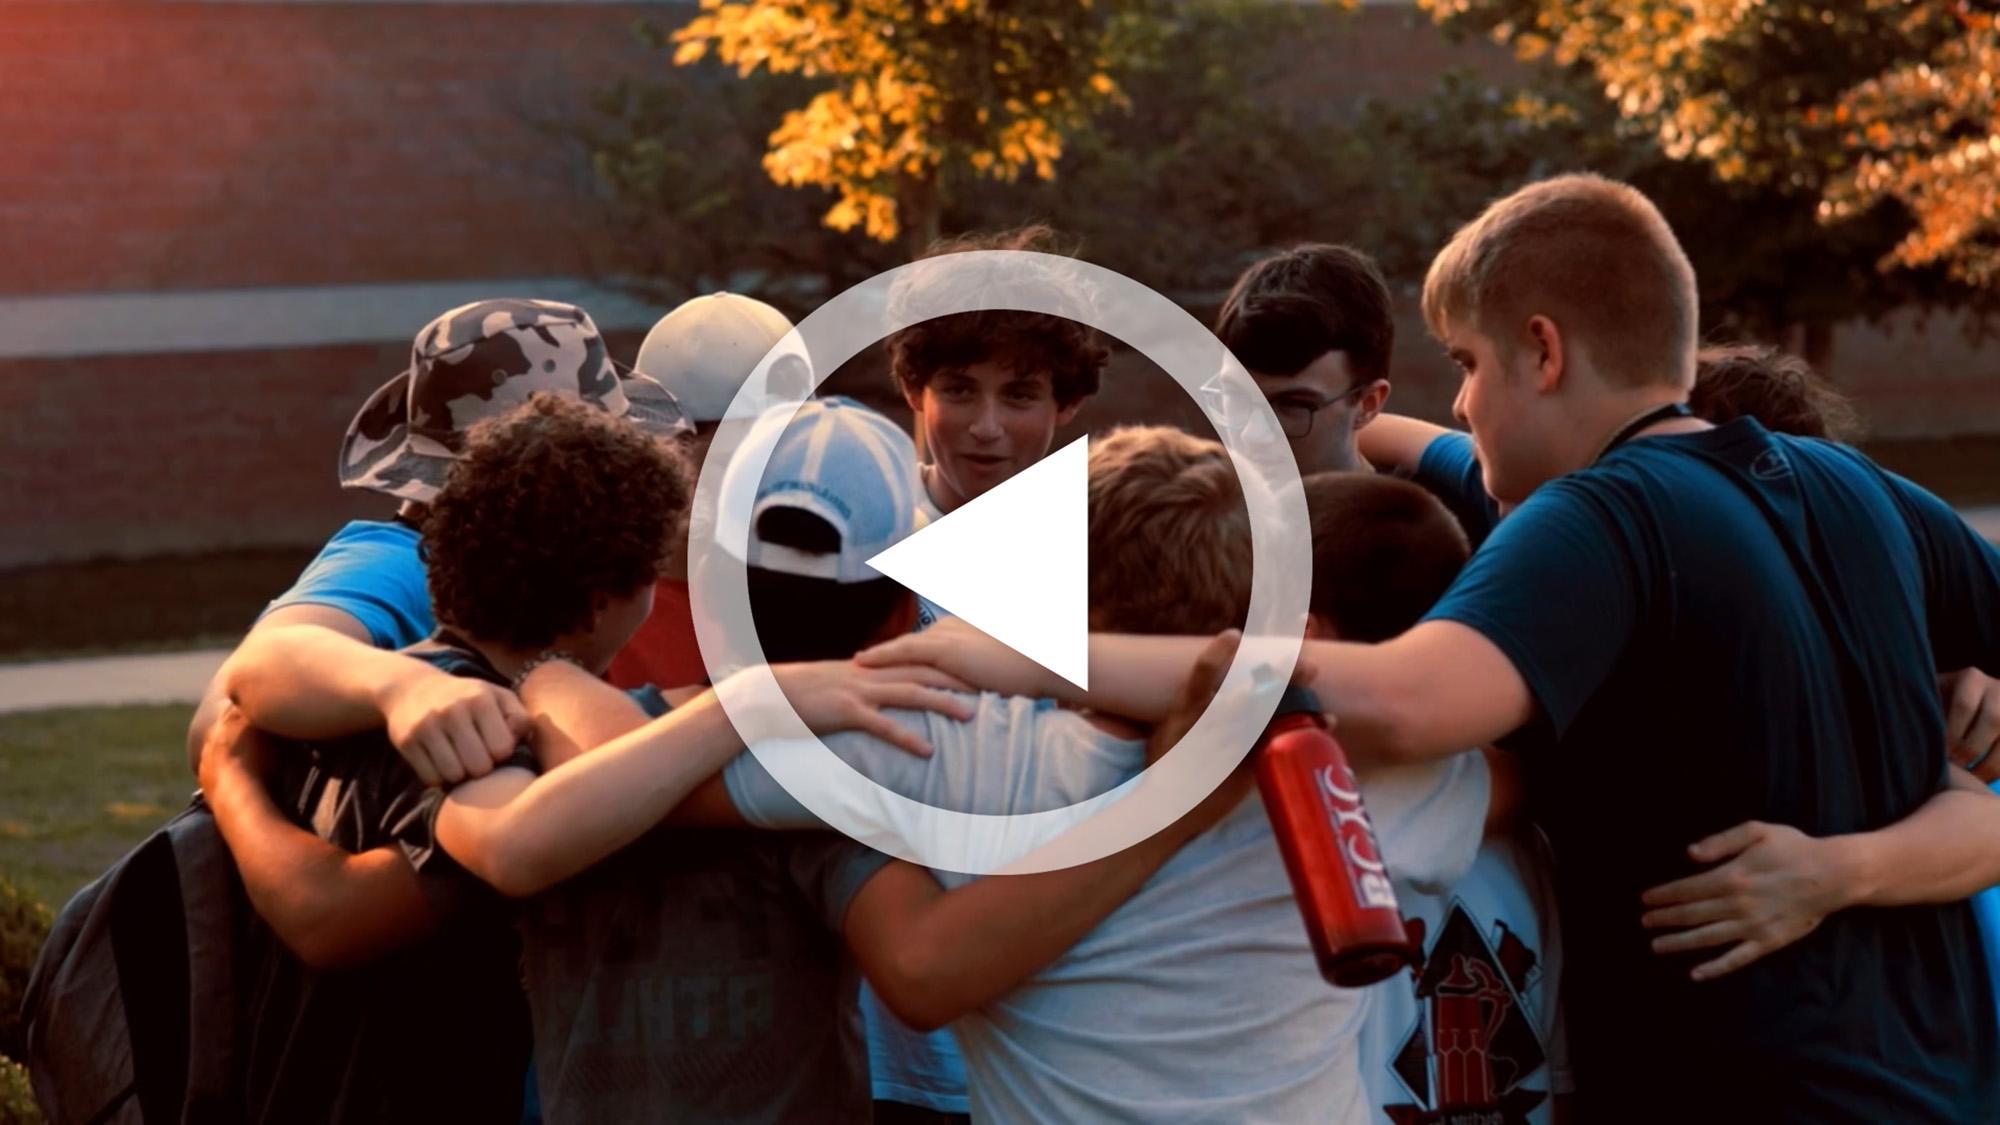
{"left": 865, "top": 436, "right": 1090, "bottom": 691}
{"left": 688, "top": 246, "right": 1311, "bottom": 875}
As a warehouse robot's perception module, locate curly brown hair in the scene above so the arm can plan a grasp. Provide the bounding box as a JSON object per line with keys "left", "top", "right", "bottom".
{"left": 887, "top": 225, "right": 1109, "bottom": 406}
{"left": 423, "top": 394, "right": 691, "bottom": 651}
{"left": 1691, "top": 344, "right": 1862, "bottom": 442}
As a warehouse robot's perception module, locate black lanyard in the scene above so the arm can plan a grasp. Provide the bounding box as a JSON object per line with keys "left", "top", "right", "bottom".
{"left": 1598, "top": 402, "right": 1692, "bottom": 462}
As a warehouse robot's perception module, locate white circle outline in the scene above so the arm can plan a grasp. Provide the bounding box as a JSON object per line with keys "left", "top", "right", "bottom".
{"left": 688, "top": 250, "right": 1311, "bottom": 875}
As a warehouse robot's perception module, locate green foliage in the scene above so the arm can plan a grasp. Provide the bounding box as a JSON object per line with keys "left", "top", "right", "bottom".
{"left": 1320, "top": 69, "right": 1994, "bottom": 352}
{"left": 0, "top": 879, "right": 50, "bottom": 1065}
{"left": 0, "top": 1056, "right": 39, "bottom": 1125}
{"left": 671, "top": 0, "right": 1176, "bottom": 246}
{"left": 588, "top": 2, "right": 1994, "bottom": 354}
{"left": 1419, "top": 0, "right": 2000, "bottom": 285}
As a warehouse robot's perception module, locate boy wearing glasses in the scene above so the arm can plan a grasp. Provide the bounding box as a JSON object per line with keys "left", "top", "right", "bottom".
{"left": 1214, "top": 243, "right": 1394, "bottom": 475}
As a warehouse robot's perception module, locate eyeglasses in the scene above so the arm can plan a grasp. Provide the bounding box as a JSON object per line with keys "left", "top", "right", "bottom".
{"left": 1271, "top": 383, "right": 1372, "bottom": 439}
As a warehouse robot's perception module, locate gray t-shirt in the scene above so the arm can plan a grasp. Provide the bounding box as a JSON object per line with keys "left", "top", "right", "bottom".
{"left": 725, "top": 693, "right": 1488, "bottom": 1123}
{"left": 518, "top": 824, "right": 891, "bottom": 1125}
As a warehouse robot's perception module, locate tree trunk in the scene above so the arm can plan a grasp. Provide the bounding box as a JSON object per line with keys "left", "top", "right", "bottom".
{"left": 1799, "top": 320, "right": 1837, "bottom": 376}
{"left": 901, "top": 171, "right": 944, "bottom": 259}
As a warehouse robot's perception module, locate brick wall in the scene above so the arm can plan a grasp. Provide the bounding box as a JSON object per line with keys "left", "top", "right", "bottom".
{"left": 1, "top": 2, "right": 670, "bottom": 296}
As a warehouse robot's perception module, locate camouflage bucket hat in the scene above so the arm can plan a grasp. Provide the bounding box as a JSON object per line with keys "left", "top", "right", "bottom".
{"left": 338, "top": 298, "right": 693, "bottom": 502}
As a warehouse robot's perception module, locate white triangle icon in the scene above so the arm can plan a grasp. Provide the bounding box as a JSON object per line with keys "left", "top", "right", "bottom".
{"left": 868, "top": 436, "right": 1090, "bottom": 691}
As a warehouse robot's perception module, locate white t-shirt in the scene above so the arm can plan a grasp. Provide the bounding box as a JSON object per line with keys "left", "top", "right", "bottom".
{"left": 724, "top": 693, "right": 1491, "bottom": 1123}
{"left": 1356, "top": 760, "right": 1572, "bottom": 1124}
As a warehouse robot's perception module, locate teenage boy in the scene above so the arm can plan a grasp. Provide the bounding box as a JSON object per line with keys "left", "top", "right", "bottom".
{"left": 609, "top": 291, "right": 800, "bottom": 692}
{"left": 867, "top": 174, "right": 2000, "bottom": 1121}
{"left": 197, "top": 394, "right": 691, "bottom": 1122}
{"left": 384, "top": 400, "right": 1253, "bottom": 1122}
{"left": 1213, "top": 243, "right": 1395, "bottom": 476}
{"left": 1296, "top": 472, "right": 1569, "bottom": 1124}
{"left": 890, "top": 225, "right": 1108, "bottom": 523}
{"left": 185, "top": 298, "right": 692, "bottom": 786}
{"left": 871, "top": 223, "right": 1113, "bottom": 1117}
{"left": 1359, "top": 345, "right": 2000, "bottom": 778}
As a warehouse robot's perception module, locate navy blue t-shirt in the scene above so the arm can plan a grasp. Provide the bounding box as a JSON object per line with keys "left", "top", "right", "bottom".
{"left": 1426, "top": 419, "right": 2000, "bottom": 1122}
{"left": 1411, "top": 430, "right": 1500, "bottom": 548}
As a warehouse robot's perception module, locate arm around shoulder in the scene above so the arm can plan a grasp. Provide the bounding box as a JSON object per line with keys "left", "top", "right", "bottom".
{"left": 198, "top": 705, "right": 439, "bottom": 968}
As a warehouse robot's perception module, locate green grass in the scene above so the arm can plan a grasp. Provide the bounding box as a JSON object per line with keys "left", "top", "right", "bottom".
{"left": 0, "top": 706, "right": 196, "bottom": 911}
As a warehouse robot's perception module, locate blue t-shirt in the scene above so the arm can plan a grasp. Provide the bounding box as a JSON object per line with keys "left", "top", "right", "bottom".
{"left": 263, "top": 520, "right": 433, "bottom": 648}
{"left": 1426, "top": 419, "right": 2000, "bottom": 1122}
{"left": 1411, "top": 430, "right": 1500, "bottom": 548}
{"left": 1981, "top": 781, "right": 2000, "bottom": 1037}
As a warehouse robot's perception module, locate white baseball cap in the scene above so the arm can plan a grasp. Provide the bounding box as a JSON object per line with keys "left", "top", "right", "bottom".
{"left": 716, "top": 397, "right": 922, "bottom": 583}
{"left": 634, "top": 293, "right": 804, "bottom": 424}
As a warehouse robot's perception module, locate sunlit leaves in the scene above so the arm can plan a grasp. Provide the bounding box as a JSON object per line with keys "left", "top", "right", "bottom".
{"left": 672, "top": 0, "right": 1150, "bottom": 242}
{"left": 1422, "top": 0, "right": 2000, "bottom": 285}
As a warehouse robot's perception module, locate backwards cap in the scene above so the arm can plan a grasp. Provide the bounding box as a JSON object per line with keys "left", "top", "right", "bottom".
{"left": 716, "top": 397, "right": 921, "bottom": 583}
{"left": 634, "top": 293, "right": 804, "bottom": 424}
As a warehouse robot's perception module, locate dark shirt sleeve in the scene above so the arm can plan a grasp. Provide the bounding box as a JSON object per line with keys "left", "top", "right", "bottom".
{"left": 786, "top": 835, "right": 894, "bottom": 935}
{"left": 1422, "top": 477, "right": 1648, "bottom": 742}
{"left": 1881, "top": 469, "right": 2000, "bottom": 674}
{"left": 1413, "top": 431, "right": 1502, "bottom": 547}
{"left": 385, "top": 744, "right": 538, "bottom": 918}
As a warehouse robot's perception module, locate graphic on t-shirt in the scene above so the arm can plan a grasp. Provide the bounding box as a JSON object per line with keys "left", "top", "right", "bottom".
{"left": 1384, "top": 901, "right": 1547, "bottom": 1125}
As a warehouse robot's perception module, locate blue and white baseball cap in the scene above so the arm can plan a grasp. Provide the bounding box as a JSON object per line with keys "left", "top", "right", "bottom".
{"left": 716, "top": 397, "right": 922, "bottom": 583}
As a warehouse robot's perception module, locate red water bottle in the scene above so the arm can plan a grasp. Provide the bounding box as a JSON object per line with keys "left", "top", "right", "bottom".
{"left": 1254, "top": 684, "right": 1416, "bottom": 987}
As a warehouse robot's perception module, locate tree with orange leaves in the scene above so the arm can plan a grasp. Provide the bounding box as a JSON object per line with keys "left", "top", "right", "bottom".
{"left": 671, "top": 0, "right": 1154, "bottom": 253}
{"left": 1424, "top": 0, "right": 2000, "bottom": 287}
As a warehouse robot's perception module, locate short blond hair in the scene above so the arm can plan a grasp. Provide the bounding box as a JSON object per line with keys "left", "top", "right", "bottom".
{"left": 1087, "top": 426, "right": 1251, "bottom": 636}
{"left": 1423, "top": 173, "right": 1698, "bottom": 390}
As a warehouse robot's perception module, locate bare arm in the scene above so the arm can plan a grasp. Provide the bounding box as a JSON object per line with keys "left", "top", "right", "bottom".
{"left": 198, "top": 706, "right": 437, "bottom": 969}
{"left": 186, "top": 604, "right": 371, "bottom": 775}
{"left": 860, "top": 617, "right": 1534, "bottom": 768}
{"left": 1642, "top": 768, "right": 2000, "bottom": 980}
{"left": 220, "top": 623, "right": 528, "bottom": 786}
{"left": 515, "top": 664, "right": 748, "bottom": 828}
{"left": 1356, "top": 413, "right": 1453, "bottom": 476}
{"left": 433, "top": 682, "right": 756, "bottom": 897}
{"left": 1832, "top": 767, "right": 2000, "bottom": 906}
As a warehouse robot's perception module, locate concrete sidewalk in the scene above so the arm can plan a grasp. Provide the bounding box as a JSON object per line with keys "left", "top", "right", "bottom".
{"left": 0, "top": 649, "right": 226, "bottom": 714}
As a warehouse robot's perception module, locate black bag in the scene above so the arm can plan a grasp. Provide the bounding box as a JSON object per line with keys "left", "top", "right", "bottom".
{"left": 22, "top": 798, "right": 245, "bottom": 1124}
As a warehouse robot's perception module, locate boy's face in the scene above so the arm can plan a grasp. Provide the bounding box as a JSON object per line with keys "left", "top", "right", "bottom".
{"left": 1251, "top": 351, "right": 1388, "bottom": 476}
{"left": 907, "top": 361, "right": 1083, "bottom": 511}
{"left": 1445, "top": 316, "right": 1564, "bottom": 505}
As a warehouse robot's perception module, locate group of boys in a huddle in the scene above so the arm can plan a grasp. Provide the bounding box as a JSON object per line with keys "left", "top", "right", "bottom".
{"left": 56, "top": 173, "right": 2000, "bottom": 1125}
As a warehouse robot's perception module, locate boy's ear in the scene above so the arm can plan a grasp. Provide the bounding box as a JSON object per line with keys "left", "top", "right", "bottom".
{"left": 1055, "top": 397, "right": 1086, "bottom": 427}
{"left": 901, "top": 381, "right": 927, "bottom": 417}
{"left": 1303, "top": 612, "right": 1337, "bottom": 641}
{"left": 1527, "top": 315, "right": 1565, "bottom": 395}
{"left": 1351, "top": 379, "right": 1391, "bottom": 432}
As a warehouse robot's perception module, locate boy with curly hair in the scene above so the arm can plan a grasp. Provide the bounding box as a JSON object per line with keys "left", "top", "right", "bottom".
{"left": 200, "top": 394, "right": 691, "bottom": 1122}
